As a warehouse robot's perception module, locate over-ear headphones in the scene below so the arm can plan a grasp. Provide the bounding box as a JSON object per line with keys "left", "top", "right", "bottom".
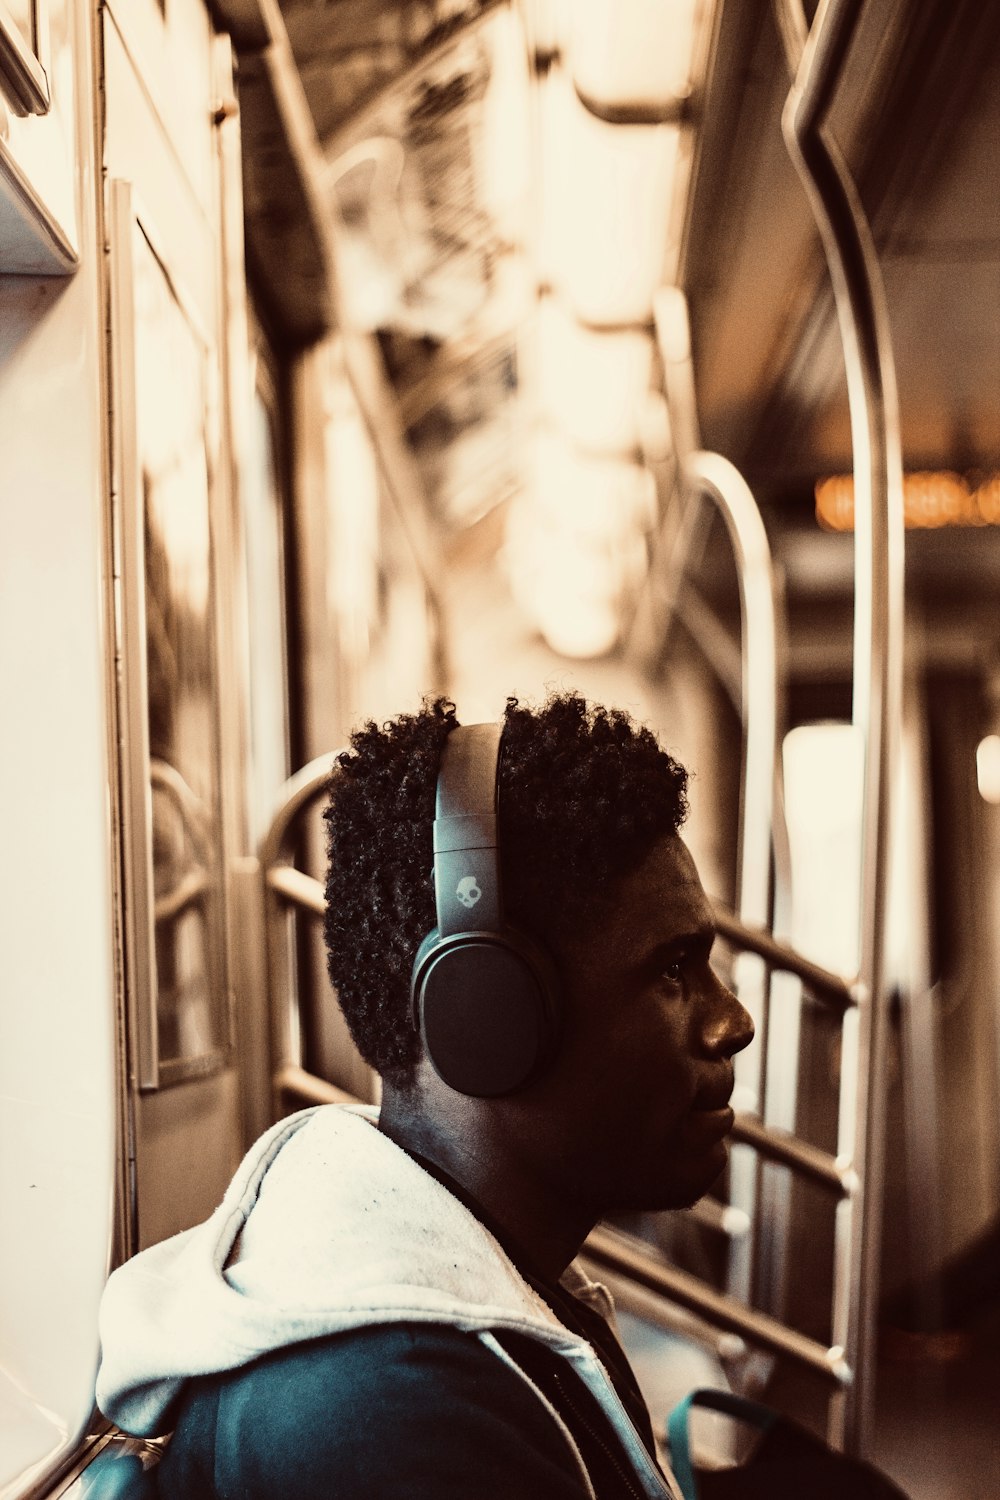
{"left": 410, "top": 722, "right": 561, "bottom": 1097}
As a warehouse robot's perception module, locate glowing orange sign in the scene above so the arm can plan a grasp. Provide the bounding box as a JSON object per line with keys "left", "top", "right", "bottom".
{"left": 815, "top": 472, "right": 1000, "bottom": 532}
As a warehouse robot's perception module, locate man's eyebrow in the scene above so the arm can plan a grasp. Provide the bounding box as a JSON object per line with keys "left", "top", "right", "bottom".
{"left": 643, "top": 923, "right": 716, "bottom": 965}
{"left": 674, "top": 917, "right": 716, "bottom": 948}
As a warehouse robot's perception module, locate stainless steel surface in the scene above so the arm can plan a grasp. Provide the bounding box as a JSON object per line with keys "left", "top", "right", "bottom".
{"left": 258, "top": 753, "right": 336, "bottom": 872}
{"left": 655, "top": 287, "right": 701, "bottom": 465}
{"left": 777, "top": 0, "right": 906, "bottom": 1454}
{"left": 19, "top": 1431, "right": 115, "bottom": 1500}
{"left": 0, "top": 134, "right": 77, "bottom": 271}
{"left": 586, "top": 1261, "right": 749, "bottom": 1366}
{"left": 153, "top": 869, "right": 209, "bottom": 926}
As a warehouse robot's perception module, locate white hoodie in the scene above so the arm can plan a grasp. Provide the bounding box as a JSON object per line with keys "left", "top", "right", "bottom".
{"left": 97, "top": 1104, "right": 682, "bottom": 1500}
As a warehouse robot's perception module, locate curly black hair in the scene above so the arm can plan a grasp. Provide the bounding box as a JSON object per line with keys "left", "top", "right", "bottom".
{"left": 323, "top": 692, "right": 689, "bottom": 1089}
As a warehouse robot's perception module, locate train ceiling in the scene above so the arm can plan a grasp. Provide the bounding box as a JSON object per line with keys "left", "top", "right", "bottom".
{"left": 222, "top": 0, "right": 999, "bottom": 626}
{"left": 684, "top": 0, "right": 1000, "bottom": 501}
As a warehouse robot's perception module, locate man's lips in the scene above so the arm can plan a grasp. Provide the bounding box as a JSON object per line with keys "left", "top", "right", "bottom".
{"left": 687, "top": 1075, "right": 736, "bottom": 1139}
{"left": 687, "top": 1103, "right": 735, "bottom": 1138}
{"left": 691, "top": 1073, "right": 735, "bottom": 1115}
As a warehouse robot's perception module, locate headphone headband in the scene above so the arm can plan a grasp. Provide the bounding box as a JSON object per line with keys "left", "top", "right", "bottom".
{"left": 432, "top": 724, "right": 503, "bottom": 938}
{"left": 409, "top": 720, "right": 560, "bottom": 1096}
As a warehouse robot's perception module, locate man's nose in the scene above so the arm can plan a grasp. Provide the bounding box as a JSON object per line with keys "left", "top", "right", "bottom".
{"left": 704, "top": 973, "right": 755, "bottom": 1059}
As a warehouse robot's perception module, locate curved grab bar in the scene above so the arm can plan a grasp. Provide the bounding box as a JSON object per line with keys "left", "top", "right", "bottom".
{"left": 776, "top": 0, "right": 905, "bottom": 1456}
{"left": 258, "top": 751, "right": 345, "bottom": 1092}
{"left": 684, "top": 452, "right": 777, "bottom": 935}
{"left": 149, "top": 757, "right": 214, "bottom": 865}
{"left": 258, "top": 751, "right": 342, "bottom": 875}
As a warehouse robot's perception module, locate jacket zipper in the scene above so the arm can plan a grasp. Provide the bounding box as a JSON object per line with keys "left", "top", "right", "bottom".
{"left": 567, "top": 1353, "right": 683, "bottom": 1500}
{"left": 552, "top": 1372, "right": 646, "bottom": 1500}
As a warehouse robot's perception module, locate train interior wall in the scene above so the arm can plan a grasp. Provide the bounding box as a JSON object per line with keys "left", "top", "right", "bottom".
{"left": 1, "top": 1, "right": 998, "bottom": 1497}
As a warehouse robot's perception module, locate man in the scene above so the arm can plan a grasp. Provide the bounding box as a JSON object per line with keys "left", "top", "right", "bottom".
{"left": 97, "top": 692, "right": 754, "bottom": 1498}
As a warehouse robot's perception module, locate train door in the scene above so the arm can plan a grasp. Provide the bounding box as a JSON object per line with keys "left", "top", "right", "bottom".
{"left": 102, "top": 0, "right": 246, "bottom": 1249}
{"left": 0, "top": 5, "right": 113, "bottom": 1494}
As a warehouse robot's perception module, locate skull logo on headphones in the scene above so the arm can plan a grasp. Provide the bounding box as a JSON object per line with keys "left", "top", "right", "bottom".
{"left": 455, "top": 875, "right": 482, "bottom": 910}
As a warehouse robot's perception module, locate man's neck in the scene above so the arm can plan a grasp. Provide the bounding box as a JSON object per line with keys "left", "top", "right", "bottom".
{"left": 378, "top": 1086, "right": 594, "bottom": 1285}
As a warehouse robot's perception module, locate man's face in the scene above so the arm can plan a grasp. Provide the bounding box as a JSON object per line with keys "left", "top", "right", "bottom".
{"left": 518, "top": 832, "right": 754, "bottom": 1216}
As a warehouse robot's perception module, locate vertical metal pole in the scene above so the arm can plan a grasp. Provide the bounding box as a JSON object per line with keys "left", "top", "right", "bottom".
{"left": 653, "top": 293, "right": 795, "bottom": 1314}
{"left": 683, "top": 452, "right": 780, "bottom": 1308}
{"left": 776, "top": 0, "right": 905, "bottom": 1454}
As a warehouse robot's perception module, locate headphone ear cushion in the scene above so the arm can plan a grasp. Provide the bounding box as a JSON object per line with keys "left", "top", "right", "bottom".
{"left": 412, "top": 933, "right": 559, "bottom": 1097}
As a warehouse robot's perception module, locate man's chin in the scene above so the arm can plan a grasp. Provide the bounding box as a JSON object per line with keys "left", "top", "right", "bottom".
{"left": 656, "top": 1140, "right": 730, "bottom": 1211}
{"left": 606, "top": 1156, "right": 728, "bottom": 1216}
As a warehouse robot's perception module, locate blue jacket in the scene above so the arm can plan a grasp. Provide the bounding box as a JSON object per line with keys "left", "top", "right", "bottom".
{"left": 97, "top": 1105, "right": 683, "bottom": 1498}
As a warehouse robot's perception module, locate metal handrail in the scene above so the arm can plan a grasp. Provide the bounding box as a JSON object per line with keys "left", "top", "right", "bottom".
{"left": 149, "top": 758, "right": 214, "bottom": 866}
{"left": 267, "top": 862, "right": 325, "bottom": 917}
{"left": 713, "top": 907, "right": 855, "bottom": 1014}
{"left": 276, "top": 1062, "right": 357, "bottom": 1109}
{"left": 731, "top": 1114, "right": 856, "bottom": 1196}
{"left": 259, "top": 752, "right": 344, "bottom": 1101}
{"left": 258, "top": 752, "right": 341, "bottom": 877}
{"left": 583, "top": 1225, "right": 850, "bottom": 1386}
{"left": 154, "top": 867, "right": 210, "bottom": 925}
{"left": 776, "top": 0, "right": 906, "bottom": 1454}
{"left": 684, "top": 453, "right": 777, "bottom": 939}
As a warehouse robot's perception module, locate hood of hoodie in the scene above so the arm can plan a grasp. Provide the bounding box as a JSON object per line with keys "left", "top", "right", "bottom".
{"left": 96, "top": 1104, "right": 605, "bottom": 1436}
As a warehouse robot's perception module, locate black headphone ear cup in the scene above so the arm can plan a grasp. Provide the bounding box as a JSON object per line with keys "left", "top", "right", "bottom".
{"left": 413, "top": 931, "right": 559, "bottom": 1097}
{"left": 411, "top": 721, "right": 561, "bottom": 1096}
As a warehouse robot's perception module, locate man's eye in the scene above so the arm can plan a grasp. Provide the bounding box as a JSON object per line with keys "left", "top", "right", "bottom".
{"left": 661, "top": 959, "right": 683, "bottom": 984}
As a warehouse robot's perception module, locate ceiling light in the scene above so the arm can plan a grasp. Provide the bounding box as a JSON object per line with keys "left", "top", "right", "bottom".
{"left": 569, "top": 0, "right": 707, "bottom": 111}
{"left": 537, "top": 70, "right": 681, "bottom": 325}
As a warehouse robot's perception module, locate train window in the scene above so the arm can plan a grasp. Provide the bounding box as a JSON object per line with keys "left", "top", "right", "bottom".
{"left": 782, "top": 722, "right": 865, "bottom": 978}
{"left": 783, "top": 715, "right": 933, "bottom": 994}
{"left": 129, "top": 216, "right": 229, "bottom": 1085}
{"left": 976, "top": 734, "right": 1000, "bottom": 804}
{"left": 242, "top": 367, "right": 291, "bottom": 844}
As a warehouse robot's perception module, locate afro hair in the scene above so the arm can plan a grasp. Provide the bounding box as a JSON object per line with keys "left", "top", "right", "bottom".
{"left": 323, "top": 691, "right": 689, "bottom": 1089}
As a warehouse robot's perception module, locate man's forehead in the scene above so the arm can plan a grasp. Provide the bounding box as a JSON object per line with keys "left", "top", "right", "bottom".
{"left": 616, "top": 834, "right": 714, "bottom": 938}
{"left": 563, "top": 833, "right": 714, "bottom": 965}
